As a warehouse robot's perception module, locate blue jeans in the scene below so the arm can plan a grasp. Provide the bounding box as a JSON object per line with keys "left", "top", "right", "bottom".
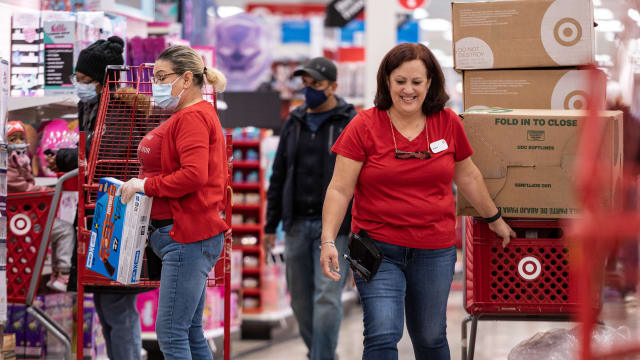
{"left": 150, "top": 225, "right": 223, "bottom": 360}
{"left": 355, "top": 241, "right": 456, "bottom": 360}
{"left": 285, "top": 218, "right": 349, "bottom": 360}
{"left": 94, "top": 292, "right": 141, "bottom": 360}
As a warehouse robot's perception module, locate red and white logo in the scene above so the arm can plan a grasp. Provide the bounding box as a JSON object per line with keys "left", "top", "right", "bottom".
{"left": 10, "top": 214, "right": 32, "bottom": 236}
{"left": 398, "top": 0, "right": 426, "bottom": 10}
{"left": 518, "top": 256, "right": 542, "bottom": 280}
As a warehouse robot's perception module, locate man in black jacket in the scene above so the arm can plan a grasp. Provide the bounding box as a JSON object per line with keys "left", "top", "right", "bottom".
{"left": 264, "top": 57, "right": 356, "bottom": 360}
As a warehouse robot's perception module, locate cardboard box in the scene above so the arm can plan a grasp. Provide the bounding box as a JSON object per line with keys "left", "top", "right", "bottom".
{"left": 452, "top": 0, "right": 594, "bottom": 70}
{"left": 86, "top": 178, "right": 152, "bottom": 285}
{"left": 457, "top": 109, "right": 623, "bottom": 218}
{"left": 3, "top": 333, "right": 16, "bottom": 360}
{"left": 463, "top": 69, "right": 606, "bottom": 111}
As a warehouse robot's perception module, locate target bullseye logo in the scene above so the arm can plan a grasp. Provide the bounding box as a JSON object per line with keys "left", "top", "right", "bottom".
{"left": 553, "top": 18, "right": 582, "bottom": 47}
{"left": 518, "top": 256, "right": 542, "bottom": 280}
{"left": 10, "top": 214, "right": 32, "bottom": 236}
{"left": 563, "top": 90, "right": 588, "bottom": 110}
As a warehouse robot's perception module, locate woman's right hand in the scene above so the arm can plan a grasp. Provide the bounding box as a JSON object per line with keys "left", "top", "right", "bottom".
{"left": 46, "top": 154, "right": 58, "bottom": 172}
{"left": 320, "top": 242, "right": 342, "bottom": 282}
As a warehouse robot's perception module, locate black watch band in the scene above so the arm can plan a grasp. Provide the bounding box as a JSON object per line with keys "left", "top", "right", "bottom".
{"left": 484, "top": 208, "right": 502, "bottom": 223}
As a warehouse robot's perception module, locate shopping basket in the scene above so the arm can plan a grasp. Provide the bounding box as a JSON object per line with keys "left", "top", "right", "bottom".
{"left": 6, "top": 170, "right": 79, "bottom": 360}
{"left": 76, "top": 64, "right": 233, "bottom": 360}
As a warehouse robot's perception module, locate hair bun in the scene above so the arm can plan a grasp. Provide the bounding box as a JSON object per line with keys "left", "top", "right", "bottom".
{"left": 107, "top": 36, "right": 125, "bottom": 53}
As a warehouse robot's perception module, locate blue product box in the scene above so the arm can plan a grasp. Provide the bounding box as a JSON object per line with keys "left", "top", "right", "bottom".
{"left": 85, "top": 178, "right": 152, "bottom": 285}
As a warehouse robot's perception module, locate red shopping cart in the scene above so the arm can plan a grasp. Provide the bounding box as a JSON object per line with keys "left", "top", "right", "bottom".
{"left": 76, "top": 64, "right": 233, "bottom": 360}
{"left": 6, "top": 170, "right": 79, "bottom": 360}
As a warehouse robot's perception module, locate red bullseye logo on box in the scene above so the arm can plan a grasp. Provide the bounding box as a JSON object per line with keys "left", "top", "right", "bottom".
{"left": 10, "top": 214, "right": 32, "bottom": 236}
{"left": 518, "top": 256, "right": 542, "bottom": 280}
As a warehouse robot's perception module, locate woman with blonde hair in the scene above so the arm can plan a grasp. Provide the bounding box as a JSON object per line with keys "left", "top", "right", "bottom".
{"left": 120, "top": 45, "right": 228, "bottom": 359}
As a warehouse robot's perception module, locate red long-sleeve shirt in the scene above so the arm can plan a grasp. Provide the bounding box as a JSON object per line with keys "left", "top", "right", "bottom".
{"left": 143, "top": 100, "right": 229, "bottom": 243}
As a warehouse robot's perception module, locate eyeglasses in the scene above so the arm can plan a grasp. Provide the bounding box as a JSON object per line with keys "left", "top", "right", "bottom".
{"left": 150, "top": 72, "right": 178, "bottom": 84}
{"left": 388, "top": 111, "right": 431, "bottom": 160}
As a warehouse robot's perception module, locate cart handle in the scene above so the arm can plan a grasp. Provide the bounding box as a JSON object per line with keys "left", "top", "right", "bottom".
{"left": 25, "top": 169, "right": 79, "bottom": 306}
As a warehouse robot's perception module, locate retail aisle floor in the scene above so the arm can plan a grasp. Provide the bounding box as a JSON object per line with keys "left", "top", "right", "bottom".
{"left": 231, "top": 289, "right": 591, "bottom": 360}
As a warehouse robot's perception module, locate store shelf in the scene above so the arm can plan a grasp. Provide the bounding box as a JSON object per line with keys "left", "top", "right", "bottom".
{"left": 242, "top": 307, "right": 293, "bottom": 322}
{"left": 236, "top": 245, "right": 261, "bottom": 252}
{"left": 233, "top": 160, "right": 260, "bottom": 168}
{"left": 232, "top": 183, "right": 261, "bottom": 191}
{"left": 243, "top": 267, "right": 261, "bottom": 274}
{"left": 242, "top": 288, "right": 261, "bottom": 296}
{"left": 141, "top": 325, "right": 240, "bottom": 341}
{"left": 8, "top": 95, "right": 78, "bottom": 111}
{"left": 232, "top": 140, "right": 261, "bottom": 147}
{"left": 233, "top": 225, "right": 261, "bottom": 233}
{"left": 233, "top": 204, "right": 260, "bottom": 211}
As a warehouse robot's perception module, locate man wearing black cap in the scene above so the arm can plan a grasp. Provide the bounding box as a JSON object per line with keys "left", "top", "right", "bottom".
{"left": 264, "top": 57, "right": 357, "bottom": 360}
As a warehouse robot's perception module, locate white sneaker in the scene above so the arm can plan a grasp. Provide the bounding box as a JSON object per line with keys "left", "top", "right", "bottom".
{"left": 46, "top": 272, "right": 69, "bottom": 292}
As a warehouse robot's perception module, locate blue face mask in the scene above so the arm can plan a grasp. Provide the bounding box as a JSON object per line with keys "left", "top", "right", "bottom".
{"left": 76, "top": 82, "right": 97, "bottom": 102}
{"left": 152, "top": 75, "right": 184, "bottom": 111}
{"left": 303, "top": 86, "right": 328, "bottom": 109}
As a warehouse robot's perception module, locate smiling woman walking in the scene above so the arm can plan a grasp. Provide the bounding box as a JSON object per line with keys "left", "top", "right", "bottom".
{"left": 319, "top": 43, "right": 516, "bottom": 360}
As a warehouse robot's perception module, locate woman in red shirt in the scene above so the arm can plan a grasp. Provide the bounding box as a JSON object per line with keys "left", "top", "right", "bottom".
{"left": 320, "top": 43, "right": 515, "bottom": 359}
{"left": 120, "top": 45, "right": 227, "bottom": 360}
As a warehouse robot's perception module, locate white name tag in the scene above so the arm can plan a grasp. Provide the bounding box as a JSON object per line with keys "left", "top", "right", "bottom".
{"left": 430, "top": 139, "right": 448, "bottom": 153}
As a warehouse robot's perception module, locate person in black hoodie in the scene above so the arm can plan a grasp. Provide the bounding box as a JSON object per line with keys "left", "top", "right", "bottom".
{"left": 264, "top": 57, "right": 357, "bottom": 360}
{"left": 46, "top": 36, "right": 146, "bottom": 360}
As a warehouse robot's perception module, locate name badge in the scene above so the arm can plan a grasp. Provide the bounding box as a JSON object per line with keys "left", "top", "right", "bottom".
{"left": 430, "top": 139, "right": 448, "bottom": 153}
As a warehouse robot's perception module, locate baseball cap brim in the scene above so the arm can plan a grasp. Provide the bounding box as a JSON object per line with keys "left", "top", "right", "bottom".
{"left": 292, "top": 68, "right": 328, "bottom": 81}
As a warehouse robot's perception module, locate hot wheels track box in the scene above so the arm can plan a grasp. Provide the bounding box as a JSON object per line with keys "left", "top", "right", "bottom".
{"left": 86, "top": 177, "right": 152, "bottom": 285}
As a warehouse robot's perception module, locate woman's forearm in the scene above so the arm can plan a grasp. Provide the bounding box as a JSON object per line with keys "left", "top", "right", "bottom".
{"left": 455, "top": 161, "right": 498, "bottom": 218}
{"left": 322, "top": 187, "right": 352, "bottom": 243}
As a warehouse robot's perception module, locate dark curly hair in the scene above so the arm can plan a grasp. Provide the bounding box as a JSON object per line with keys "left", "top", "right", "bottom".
{"left": 374, "top": 43, "right": 449, "bottom": 116}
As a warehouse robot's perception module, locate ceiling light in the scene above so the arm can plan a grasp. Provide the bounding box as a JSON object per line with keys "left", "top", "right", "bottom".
{"left": 594, "top": 8, "right": 614, "bottom": 20}
{"left": 413, "top": 8, "right": 429, "bottom": 20}
{"left": 218, "top": 6, "right": 244, "bottom": 18}
{"left": 595, "top": 20, "right": 624, "bottom": 32}
{"left": 419, "top": 18, "right": 452, "bottom": 32}
{"left": 593, "top": 0, "right": 602, "bottom": 5}
{"left": 629, "top": 8, "right": 640, "bottom": 22}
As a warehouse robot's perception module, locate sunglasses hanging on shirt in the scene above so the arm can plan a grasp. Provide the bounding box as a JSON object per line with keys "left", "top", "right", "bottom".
{"left": 388, "top": 111, "right": 431, "bottom": 160}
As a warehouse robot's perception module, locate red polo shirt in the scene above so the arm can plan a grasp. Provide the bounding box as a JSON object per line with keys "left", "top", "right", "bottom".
{"left": 331, "top": 107, "right": 473, "bottom": 249}
{"left": 144, "top": 100, "right": 229, "bottom": 243}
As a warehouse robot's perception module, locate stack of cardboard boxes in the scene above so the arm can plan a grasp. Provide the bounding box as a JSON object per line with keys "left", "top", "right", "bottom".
{"left": 452, "top": 0, "right": 623, "bottom": 218}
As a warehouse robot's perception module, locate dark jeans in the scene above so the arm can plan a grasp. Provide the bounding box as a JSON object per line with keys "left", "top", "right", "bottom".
{"left": 355, "top": 241, "right": 456, "bottom": 360}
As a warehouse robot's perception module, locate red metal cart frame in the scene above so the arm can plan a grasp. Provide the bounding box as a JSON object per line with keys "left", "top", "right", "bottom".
{"left": 7, "top": 170, "right": 79, "bottom": 359}
{"left": 573, "top": 69, "right": 640, "bottom": 359}
{"left": 75, "top": 64, "right": 233, "bottom": 360}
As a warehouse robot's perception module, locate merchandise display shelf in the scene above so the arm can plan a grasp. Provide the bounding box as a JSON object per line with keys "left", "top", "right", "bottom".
{"left": 232, "top": 182, "right": 261, "bottom": 191}
{"left": 232, "top": 160, "right": 260, "bottom": 169}
{"left": 242, "top": 288, "right": 261, "bottom": 296}
{"left": 8, "top": 95, "right": 78, "bottom": 111}
{"left": 233, "top": 204, "right": 260, "bottom": 211}
{"left": 233, "top": 225, "right": 261, "bottom": 233}
{"left": 237, "top": 245, "right": 261, "bottom": 253}
{"left": 232, "top": 140, "right": 261, "bottom": 148}
{"left": 242, "top": 267, "right": 261, "bottom": 274}
{"left": 141, "top": 325, "right": 240, "bottom": 341}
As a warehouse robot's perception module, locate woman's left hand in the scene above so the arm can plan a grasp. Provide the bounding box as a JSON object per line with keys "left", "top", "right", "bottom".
{"left": 119, "top": 178, "right": 146, "bottom": 204}
{"left": 489, "top": 218, "right": 516, "bottom": 248}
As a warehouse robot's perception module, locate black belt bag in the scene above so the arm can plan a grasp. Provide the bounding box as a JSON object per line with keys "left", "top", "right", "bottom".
{"left": 145, "top": 219, "right": 173, "bottom": 281}
{"left": 344, "top": 230, "right": 383, "bottom": 282}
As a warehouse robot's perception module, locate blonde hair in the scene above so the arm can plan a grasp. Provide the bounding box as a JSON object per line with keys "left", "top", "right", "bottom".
{"left": 157, "top": 45, "right": 227, "bottom": 92}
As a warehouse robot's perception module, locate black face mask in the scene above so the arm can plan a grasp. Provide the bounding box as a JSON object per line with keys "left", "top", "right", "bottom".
{"left": 302, "top": 86, "right": 328, "bottom": 109}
